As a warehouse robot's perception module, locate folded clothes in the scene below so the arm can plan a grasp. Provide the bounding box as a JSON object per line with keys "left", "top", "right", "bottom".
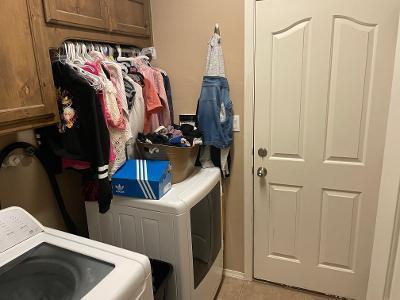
{"left": 177, "top": 124, "right": 202, "bottom": 138}
{"left": 167, "top": 125, "right": 183, "bottom": 138}
{"left": 137, "top": 124, "right": 202, "bottom": 147}
{"left": 138, "top": 132, "right": 169, "bottom": 144}
{"left": 169, "top": 136, "right": 190, "bottom": 147}
{"left": 154, "top": 126, "right": 168, "bottom": 135}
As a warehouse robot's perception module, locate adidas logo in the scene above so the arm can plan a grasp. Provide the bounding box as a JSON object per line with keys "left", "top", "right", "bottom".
{"left": 115, "top": 184, "right": 125, "bottom": 193}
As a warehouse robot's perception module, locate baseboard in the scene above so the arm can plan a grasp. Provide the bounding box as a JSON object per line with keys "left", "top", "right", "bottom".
{"left": 223, "top": 269, "right": 246, "bottom": 280}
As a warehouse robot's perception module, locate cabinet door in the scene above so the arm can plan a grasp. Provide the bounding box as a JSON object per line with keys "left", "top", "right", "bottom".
{"left": 0, "top": 1, "right": 57, "bottom": 133}
{"left": 42, "top": 0, "right": 109, "bottom": 31}
{"left": 109, "top": 0, "right": 151, "bottom": 36}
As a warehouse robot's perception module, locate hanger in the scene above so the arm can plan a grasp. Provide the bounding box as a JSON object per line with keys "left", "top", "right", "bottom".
{"left": 63, "top": 42, "right": 69, "bottom": 62}
{"left": 73, "top": 42, "right": 85, "bottom": 65}
{"left": 134, "top": 55, "right": 150, "bottom": 61}
{"left": 81, "top": 43, "right": 93, "bottom": 61}
{"left": 214, "top": 23, "right": 221, "bottom": 35}
{"left": 107, "top": 44, "right": 115, "bottom": 60}
{"left": 116, "top": 47, "right": 147, "bottom": 66}
{"left": 59, "top": 41, "right": 103, "bottom": 89}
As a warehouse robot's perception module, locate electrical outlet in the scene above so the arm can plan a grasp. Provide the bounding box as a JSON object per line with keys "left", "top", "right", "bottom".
{"left": 233, "top": 115, "right": 240, "bottom": 132}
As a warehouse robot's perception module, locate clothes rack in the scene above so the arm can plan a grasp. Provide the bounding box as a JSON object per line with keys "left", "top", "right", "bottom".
{"left": 39, "top": 39, "right": 175, "bottom": 214}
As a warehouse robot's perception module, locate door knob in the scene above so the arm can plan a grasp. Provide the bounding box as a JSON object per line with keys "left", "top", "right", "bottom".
{"left": 257, "top": 167, "right": 268, "bottom": 177}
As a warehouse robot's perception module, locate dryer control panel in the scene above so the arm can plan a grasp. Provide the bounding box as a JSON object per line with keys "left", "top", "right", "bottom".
{"left": 0, "top": 207, "right": 43, "bottom": 253}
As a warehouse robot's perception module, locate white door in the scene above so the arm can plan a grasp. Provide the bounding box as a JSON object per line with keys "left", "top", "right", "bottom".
{"left": 253, "top": 0, "right": 400, "bottom": 299}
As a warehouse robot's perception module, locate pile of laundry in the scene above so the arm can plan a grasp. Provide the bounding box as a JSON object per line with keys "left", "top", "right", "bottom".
{"left": 137, "top": 124, "right": 202, "bottom": 147}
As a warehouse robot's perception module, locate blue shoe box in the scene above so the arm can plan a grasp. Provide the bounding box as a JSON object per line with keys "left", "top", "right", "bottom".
{"left": 112, "top": 159, "right": 172, "bottom": 199}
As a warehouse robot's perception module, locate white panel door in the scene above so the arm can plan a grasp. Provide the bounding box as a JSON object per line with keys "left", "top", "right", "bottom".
{"left": 254, "top": 0, "right": 400, "bottom": 299}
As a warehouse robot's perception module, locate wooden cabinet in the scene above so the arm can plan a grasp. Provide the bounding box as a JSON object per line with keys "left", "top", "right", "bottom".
{"left": 0, "top": 1, "right": 58, "bottom": 135}
{"left": 42, "top": 0, "right": 109, "bottom": 31}
{"left": 0, "top": 0, "right": 153, "bottom": 135}
{"left": 42, "top": 0, "right": 151, "bottom": 37}
{"left": 109, "top": 0, "right": 151, "bottom": 37}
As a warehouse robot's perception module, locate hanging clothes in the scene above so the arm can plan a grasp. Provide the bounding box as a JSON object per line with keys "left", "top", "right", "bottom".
{"left": 134, "top": 60, "right": 171, "bottom": 130}
{"left": 152, "top": 68, "right": 171, "bottom": 126}
{"left": 38, "top": 61, "right": 112, "bottom": 213}
{"left": 198, "top": 76, "right": 232, "bottom": 148}
{"left": 157, "top": 68, "right": 175, "bottom": 124}
{"left": 39, "top": 42, "right": 176, "bottom": 212}
{"left": 124, "top": 75, "right": 145, "bottom": 158}
{"left": 124, "top": 77, "right": 136, "bottom": 111}
{"left": 197, "top": 31, "right": 233, "bottom": 177}
{"left": 81, "top": 62, "right": 116, "bottom": 167}
{"left": 142, "top": 77, "right": 163, "bottom": 133}
{"left": 101, "top": 61, "right": 132, "bottom": 177}
{"left": 205, "top": 33, "right": 226, "bottom": 77}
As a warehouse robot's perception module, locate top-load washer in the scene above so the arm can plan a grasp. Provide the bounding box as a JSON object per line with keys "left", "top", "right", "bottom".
{"left": 0, "top": 206, "right": 154, "bottom": 300}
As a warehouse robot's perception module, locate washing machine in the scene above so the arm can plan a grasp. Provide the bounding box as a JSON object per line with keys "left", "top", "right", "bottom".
{"left": 0, "top": 206, "right": 154, "bottom": 300}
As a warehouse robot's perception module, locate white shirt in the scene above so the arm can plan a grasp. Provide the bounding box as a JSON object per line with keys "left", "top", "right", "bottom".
{"left": 205, "top": 33, "right": 225, "bottom": 77}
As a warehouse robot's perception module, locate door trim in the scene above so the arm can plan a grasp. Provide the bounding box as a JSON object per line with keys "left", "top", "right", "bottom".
{"left": 243, "top": 0, "right": 256, "bottom": 281}
{"left": 367, "top": 16, "right": 400, "bottom": 300}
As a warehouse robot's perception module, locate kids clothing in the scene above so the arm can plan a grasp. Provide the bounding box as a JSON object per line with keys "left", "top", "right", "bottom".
{"left": 39, "top": 61, "right": 112, "bottom": 213}
{"left": 198, "top": 31, "right": 233, "bottom": 177}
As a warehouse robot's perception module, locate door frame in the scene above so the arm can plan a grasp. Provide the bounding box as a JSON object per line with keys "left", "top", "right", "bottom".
{"left": 243, "top": 0, "right": 256, "bottom": 281}
{"left": 366, "top": 16, "right": 400, "bottom": 300}
{"left": 243, "top": 1, "right": 400, "bottom": 293}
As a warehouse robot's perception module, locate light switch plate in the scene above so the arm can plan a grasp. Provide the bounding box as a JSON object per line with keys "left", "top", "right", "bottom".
{"left": 233, "top": 115, "right": 240, "bottom": 132}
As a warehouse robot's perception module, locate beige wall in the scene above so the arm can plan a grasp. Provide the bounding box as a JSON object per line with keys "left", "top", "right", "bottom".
{"left": 151, "top": 1, "right": 245, "bottom": 272}
{"left": 0, "top": 0, "right": 246, "bottom": 273}
{"left": 0, "top": 131, "right": 88, "bottom": 235}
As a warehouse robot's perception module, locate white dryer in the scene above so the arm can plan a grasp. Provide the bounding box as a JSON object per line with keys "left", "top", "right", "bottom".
{"left": 86, "top": 167, "right": 223, "bottom": 300}
{"left": 0, "top": 207, "right": 154, "bottom": 300}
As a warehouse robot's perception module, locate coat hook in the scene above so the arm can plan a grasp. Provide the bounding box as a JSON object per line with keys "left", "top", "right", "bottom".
{"left": 214, "top": 23, "right": 220, "bottom": 35}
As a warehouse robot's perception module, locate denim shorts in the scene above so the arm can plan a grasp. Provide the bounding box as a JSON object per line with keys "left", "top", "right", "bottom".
{"left": 197, "top": 76, "right": 233, "bottom": 148}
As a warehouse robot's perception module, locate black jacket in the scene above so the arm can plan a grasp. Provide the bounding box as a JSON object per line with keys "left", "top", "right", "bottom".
{"left": 38, "top": 62, "right": 112, "bottom": 213}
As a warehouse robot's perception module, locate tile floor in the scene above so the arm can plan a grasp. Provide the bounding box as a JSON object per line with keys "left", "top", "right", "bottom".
{"left": 216, "top": 277, "right": 337, "bottom": 300}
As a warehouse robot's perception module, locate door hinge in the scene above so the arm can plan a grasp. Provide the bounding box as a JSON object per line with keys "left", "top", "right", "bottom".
{"left": 252, "top": 166, "right": 254, "bottom": 174}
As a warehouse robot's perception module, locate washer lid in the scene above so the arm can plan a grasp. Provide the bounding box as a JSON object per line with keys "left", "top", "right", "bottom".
{"left": 0, "top": 242, "right": 114, "bottom": 300}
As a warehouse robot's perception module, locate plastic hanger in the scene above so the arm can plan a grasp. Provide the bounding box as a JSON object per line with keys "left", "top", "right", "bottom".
{"left": 82, "top": 43, "right": 93, "bottom": 62}
{"left": 73, "top": 42, "right": 85, "bottom": 66}
{"left": 61, "top": 42, "right": 103, "bottom": 90}
{"left": 134, "top": 55, "right": 150, "bottom": 61}
{"left": 63, "top": 42, "right": 70, "bottom": 62}
{"left": 116, "top": 45, "right": 148, "bottom": 66}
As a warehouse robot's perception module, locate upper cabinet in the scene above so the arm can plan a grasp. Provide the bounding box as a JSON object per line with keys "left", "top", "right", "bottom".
{"left": 42, "top": 0, "right": 109, "bottom": 31}
{"left": 0, "top": 0, "right": 152, "bottom": 135}
{"left": 109, "top": 0, "right": 151, "bottom": 37}
{"left": 42, "top": 0, "right": 151, "bottom": 37}
{"left": 0, "top": 0, "right": 58, "bottom": 135}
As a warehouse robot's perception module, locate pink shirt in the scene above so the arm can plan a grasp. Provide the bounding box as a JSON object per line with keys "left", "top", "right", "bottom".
{"left": 136, "top": 63, "right": 171, "bottom": 129}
